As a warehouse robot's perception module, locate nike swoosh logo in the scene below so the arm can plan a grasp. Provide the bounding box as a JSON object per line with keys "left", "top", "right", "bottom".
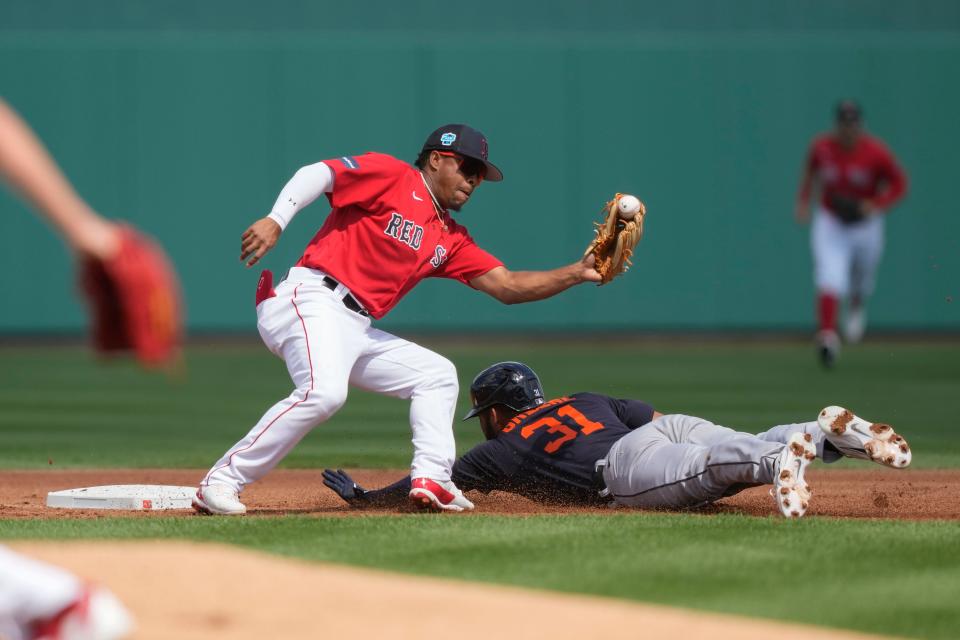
{"left": 412, "top": 191, "right": 424, "bottom": 201}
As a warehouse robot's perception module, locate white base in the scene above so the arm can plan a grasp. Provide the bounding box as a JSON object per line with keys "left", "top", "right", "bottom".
{"left": 46, "top": 485, "right": 196, "bottom": 510}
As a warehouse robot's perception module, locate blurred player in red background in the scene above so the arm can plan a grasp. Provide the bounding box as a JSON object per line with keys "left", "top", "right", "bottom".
{"left": 795, "top": 101, "right": 908, "bottom": 367}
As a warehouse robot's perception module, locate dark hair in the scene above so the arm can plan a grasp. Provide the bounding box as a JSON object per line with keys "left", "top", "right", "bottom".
{"left": 414, "top": 149, "right": 432, "bottom": 170}
{"left": 835, "top": 100, "right": 863, "bottom": 124}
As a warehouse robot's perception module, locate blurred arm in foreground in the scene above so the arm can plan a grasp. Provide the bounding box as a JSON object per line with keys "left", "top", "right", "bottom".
{"left": 0, "top": 98, "right": 183, "bottom": 368}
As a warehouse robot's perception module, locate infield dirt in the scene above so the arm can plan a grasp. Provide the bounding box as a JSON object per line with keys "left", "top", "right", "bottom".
{"left": 4, "top": 468, "right": 954, "bottom": 640}
{"left": 1, "top": 468, "right": 957, "bottom": 520}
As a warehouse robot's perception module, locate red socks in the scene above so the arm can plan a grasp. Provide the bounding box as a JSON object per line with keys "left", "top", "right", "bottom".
{"left": 818, "top": 292, "right": 838, "bottom": 333}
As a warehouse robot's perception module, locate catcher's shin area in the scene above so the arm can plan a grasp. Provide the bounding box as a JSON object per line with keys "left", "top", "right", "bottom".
{"left": 585, "top": 193, "right": 646, "bottom": 284}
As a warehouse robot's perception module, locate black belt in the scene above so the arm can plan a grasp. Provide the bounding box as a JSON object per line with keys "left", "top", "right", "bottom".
{"left": 322, "top": 276, "right": 370, "bottom": 317}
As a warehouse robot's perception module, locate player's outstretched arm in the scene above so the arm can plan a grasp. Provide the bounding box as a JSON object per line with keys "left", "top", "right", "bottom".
{"left": 0, "top": 99, "right": 119, "bottom": 259}
{"left": 470, "top": 254, "right": 601, "bottom": 305}
{"left": 322, "top": 469, "right": 412, "bottom": 507}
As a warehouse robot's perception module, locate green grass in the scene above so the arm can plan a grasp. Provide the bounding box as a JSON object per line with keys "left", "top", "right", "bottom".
{"left": 0, "top": 340, "right": 958, "bottom": 468}
{"left": 2, "top": 513, "right": 959, "bottom": 640}
{"left": 2, "top": 340, "right": 958, "bottom": 639}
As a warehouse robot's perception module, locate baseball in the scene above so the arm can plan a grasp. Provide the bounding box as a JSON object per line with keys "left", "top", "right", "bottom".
{"left": 617, "top": 194, "right": 642, "bottom": 219}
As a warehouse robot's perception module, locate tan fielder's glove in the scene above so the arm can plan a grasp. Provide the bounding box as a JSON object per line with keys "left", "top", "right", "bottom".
{"left": 583, "top": 193, "right": 647, "bottom": 284}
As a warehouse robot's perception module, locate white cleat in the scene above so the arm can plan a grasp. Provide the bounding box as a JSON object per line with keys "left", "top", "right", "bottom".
{"left": 192, "top": 484, "right": 247, "bottom": 515}
{"left": 818, "top": 405, "right": 912, "bottom": 468}
{"left": 772, "top": 432, "right": 817, "bottom": 518}
{"left": 844, "top": 306, "right": 867, "bottom": 344}
{"left": 408, "top": 478, "right": 475, "bottom": 512}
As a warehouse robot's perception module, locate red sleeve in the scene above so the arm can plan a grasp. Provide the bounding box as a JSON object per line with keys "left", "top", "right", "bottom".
{"left": 873, "top": 145, "right": 908, "bottom": 210}
{"left": 433, "top": 234, "right": 503, "bottom": 286}
{"left": 321, "top": 152, "right": 407, "bottom": 210}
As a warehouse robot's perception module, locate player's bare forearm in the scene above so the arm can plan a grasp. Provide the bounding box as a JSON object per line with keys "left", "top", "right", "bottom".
{"left": 471, "top": 256, "right": 601, "bottom": 305}
{"left": 795, "top": 171, "right": 816, "bottom": 223}
{"left": 493, "top": 266, "right": 586, "bottom": 304}
{"left": 0, "top": 99, "right": 118, "bottom": 258}
{"left": 240, "top": 217, "right": 282, "bottom": 267}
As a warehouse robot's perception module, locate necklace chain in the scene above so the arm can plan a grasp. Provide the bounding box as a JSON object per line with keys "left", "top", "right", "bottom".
{"left": 419, "top": 172, "right": 448, "bottom": 231}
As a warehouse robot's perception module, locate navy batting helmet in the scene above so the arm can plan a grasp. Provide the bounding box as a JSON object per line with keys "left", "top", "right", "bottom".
{"left": 462, "top": 361, "right": 545, "bottom": 420}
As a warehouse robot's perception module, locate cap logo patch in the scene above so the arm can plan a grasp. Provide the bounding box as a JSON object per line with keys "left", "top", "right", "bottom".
{"left": 480, "top": 137, "right": 488, "bottom": 159}
{"left": 440, "top": 132, "right": 457, "bottom": 146}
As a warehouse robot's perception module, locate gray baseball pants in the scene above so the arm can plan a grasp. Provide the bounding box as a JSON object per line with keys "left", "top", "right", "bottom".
{"left": 599, "top": 414, "right": 827, "bottom": 509}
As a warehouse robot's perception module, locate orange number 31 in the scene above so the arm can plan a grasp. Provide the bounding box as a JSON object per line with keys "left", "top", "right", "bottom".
{"left": 519, "top": 405, "right": 605, "bottom": 454}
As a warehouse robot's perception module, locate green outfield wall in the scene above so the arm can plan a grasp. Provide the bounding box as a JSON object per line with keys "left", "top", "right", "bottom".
{"left": 2, "top": 1, "right": 958, "bottom": 332}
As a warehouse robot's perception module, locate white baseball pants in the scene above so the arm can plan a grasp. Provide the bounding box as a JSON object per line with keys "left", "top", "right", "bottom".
{"left": 202, "top": 267, "right": 459, "bottom": 492}
{"left": 600, "top": 414, "right": 824, "bottom": 509}
{"left": 811, "top": 207, "right": 885, "bottom": 299}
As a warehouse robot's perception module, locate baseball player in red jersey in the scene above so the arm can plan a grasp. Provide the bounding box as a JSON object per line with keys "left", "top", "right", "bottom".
{"left": 193, "top": 124, "right": 603, "bottom": 515}
{"left": 795, "top": 101, "right": 908, "bottom": 367}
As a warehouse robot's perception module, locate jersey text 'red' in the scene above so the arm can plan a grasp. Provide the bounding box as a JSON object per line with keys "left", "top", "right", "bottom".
{"left": 801, "top": 133, "right": 908, "bottom": 214}
{"left": 295, "top": 153, "right": 503, "bottom": 318}
{"left": 452, "top": 393, "right": 656, "bottom": 504}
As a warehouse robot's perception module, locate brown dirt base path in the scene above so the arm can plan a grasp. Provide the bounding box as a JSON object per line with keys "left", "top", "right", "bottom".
{"left": 10, "top": 541, "right": 891, "bottom": 640}
{"left": 0, "top": 467, "right": 958, "bottom": 519}
{"left": 4, "top": 469, "right": 949, "bottom": 639}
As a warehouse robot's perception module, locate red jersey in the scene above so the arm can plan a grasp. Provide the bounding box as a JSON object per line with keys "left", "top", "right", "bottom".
{"left": 295, "top": 152, "right": 502, "bottom": 319}
{"left": 801, "top": 133, "right": 907, "bottom": 214}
